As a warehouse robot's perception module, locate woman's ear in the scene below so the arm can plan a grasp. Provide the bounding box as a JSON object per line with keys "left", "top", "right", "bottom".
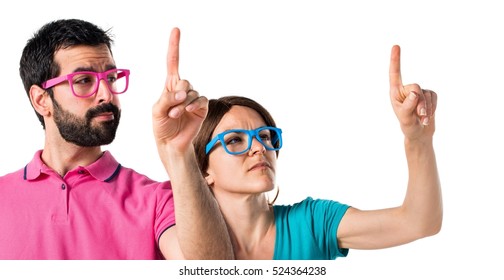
{"left": 204, "top": 172, "right": 215, "bottom": 187}
{"left": 29, "top": 85, "right": 51, "bottom": 117}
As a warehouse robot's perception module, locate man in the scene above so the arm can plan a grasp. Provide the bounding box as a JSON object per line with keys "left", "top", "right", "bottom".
{"left": 0, "top": 19, "right": 233, "bottom": 259}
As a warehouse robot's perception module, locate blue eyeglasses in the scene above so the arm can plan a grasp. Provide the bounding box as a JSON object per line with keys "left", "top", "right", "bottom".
{"left": 205, "top": 126, "right": 283, "bottom": 155}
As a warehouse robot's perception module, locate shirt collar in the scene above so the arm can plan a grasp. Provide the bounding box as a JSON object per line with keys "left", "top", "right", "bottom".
{"left": 25, "top": 150, "right": 121, "bottom": 182}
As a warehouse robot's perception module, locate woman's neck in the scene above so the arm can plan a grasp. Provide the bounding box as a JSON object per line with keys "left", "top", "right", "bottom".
{"left": 214, "top": 192, "right": 276, "bottom": 259}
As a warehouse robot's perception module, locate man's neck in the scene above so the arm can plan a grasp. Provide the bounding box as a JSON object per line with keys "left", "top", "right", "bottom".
{"left": 41, "top": 140, "right": 103, "bottom": 177}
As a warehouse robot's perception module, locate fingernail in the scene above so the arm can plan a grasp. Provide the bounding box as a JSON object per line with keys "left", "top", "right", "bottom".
{"left": 169, "top": 108, "right": 180, "bottom": 118}
{"left": 185, "top": 104, "right": 194, "bottom": 112}
{"left": 409, "top": 91, "right": 417, "bottom": 100}
{"left": 420, "top": 108, "right": 426, "bottom": 116}
{"left": 422, "top": 117, "right": 429, "bottom": 126}
{"left": 175, "top": 91, "right": 186, "bottom": 101}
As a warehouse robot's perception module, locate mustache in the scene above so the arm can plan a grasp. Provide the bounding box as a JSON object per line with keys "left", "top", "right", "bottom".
{"left": 86, "top": 103, "right": 120, "bottom": 119}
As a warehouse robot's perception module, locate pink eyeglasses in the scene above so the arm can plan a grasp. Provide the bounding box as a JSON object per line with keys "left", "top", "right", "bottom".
{"left": 42, "top": 69, "right": 130, "bottom": 98}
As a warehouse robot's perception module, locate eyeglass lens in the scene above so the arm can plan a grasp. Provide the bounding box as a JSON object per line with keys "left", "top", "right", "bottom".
{"left": 222, "top": 128, "right": 280, "bottom": 154}
{"left": 71, "top": 70, "right": 127, "bottom": 96}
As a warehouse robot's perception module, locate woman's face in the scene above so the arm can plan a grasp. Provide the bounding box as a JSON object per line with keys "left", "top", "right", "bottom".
{"left": 205, "top": 105, "right": 277, "bottom": 195}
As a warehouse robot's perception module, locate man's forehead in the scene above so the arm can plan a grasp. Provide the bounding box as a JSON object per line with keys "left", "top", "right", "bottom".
{"left": 54, "top": 44, "right": 115, "bottom": 72}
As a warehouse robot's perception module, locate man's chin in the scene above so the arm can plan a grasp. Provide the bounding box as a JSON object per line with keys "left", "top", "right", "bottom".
{"left": 64, "top": 132, "right": 117, "bottom": 147}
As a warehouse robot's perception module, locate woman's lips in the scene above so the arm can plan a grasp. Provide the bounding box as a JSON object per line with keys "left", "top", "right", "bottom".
{"left": 248, "top": 161, "right": 271, "bottom": 171}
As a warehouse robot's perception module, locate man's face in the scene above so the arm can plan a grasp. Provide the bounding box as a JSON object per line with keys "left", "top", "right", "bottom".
{"left": 49, "top": 44, "right": 122, "bottom": 147}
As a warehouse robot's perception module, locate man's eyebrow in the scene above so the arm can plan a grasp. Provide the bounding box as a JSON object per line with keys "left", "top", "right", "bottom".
{"left": 72, "top": 65, "right": 117, "bottom": 73}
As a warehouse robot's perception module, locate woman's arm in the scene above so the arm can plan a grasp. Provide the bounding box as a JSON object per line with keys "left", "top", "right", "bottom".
{"left": 154, "top": 28, "right": 233, "bottom": 259}
{"left": 337, "top": 45, "right": 442, "bottom": 249}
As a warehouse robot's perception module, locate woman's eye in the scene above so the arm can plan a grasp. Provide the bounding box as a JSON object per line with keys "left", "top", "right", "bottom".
{"left": 227, "top": 136, "right": 243, "bottom": 145}
{"left": 259, "top": 133, "right": 271, "bottom": 141}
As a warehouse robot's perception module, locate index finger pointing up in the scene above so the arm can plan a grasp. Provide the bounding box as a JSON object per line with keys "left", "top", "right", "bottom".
{"left": 167, "top": 27, "right": 181, "bottom": 82}
{"left": 389, "top": 45, "right": 403, "bottom": 88}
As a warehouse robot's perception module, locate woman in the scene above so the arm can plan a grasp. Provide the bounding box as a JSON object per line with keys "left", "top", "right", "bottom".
{"left": 193, "top": 46, "right": 442, "bottom": 260}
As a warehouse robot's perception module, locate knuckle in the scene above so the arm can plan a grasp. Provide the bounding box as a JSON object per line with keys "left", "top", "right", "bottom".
{"left": 188, "top": 89, "right": 199, "bottom": 97}
{"left": 405, "top": 83, "right": 422, "bottom": 93}
{"left": 182, "top": 79, "right": 192, "bottom": 88}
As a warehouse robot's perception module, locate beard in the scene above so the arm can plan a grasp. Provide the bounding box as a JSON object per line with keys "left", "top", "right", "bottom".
{"left": 52, "top": 98, "right": 121, "bottom": 147}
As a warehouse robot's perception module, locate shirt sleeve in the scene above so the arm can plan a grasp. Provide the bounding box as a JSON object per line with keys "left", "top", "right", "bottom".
{"left": 300, "top": 197, "right": 350, "bottom": 259}
{"left": 154, "top": 181, "right": 176, "bottom": 244}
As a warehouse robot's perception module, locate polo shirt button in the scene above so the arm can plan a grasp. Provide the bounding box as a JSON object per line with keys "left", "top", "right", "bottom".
{"left": 61, "top": 184, "right": 66, "bottom": 190}
{"left": 78, "top": 170, "right": 85, "bottom": 174}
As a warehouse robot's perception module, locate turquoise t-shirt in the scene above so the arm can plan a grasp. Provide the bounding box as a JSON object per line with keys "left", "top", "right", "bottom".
{"left": 272, "top": 197, "right": 350, "bottom": 260}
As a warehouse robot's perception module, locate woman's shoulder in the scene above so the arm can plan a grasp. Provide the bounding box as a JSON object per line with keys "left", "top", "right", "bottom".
{"left": 275, "top": 196, "right": 346, "bottom": 208}
{"left": 273, "top": 196, "right": 349, "bottom": 218}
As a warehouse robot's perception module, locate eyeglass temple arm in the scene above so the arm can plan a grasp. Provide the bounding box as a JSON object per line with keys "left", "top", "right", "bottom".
{"left": 205, "top": 137, "right": 221, "bottom": 154}
{"left": 41, "top": 76, "right": 67, "bottom": 89}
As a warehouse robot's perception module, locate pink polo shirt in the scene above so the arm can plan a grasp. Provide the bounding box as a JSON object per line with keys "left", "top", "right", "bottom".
{"left": 0, "top": 150, "right": 175, "bottom": 259}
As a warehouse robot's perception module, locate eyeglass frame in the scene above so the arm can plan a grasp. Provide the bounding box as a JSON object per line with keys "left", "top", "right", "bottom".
{"left": 41, "top": 68, "right": 130, "bottom": 98}
{"left": 205, "top": 126, "right": 283, "bottom": 155}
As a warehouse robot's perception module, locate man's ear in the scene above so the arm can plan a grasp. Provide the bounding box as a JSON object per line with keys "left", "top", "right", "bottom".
{"left": 29, "top": 85, "right": 52, "bottom": 117}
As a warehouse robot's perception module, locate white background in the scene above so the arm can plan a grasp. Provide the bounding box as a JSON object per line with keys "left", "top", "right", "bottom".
{"left": 1, "top": 0, "right": 503, "bottom": 279}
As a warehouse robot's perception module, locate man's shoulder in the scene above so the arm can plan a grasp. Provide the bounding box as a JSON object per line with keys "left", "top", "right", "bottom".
{"left": 0, "top": 166, "right": 26, "bottom": 182}
{"left": 0, "top": 150, "right": 41, "bottom": 181}
{"left": 110, "top": 165, "right": 172, "bottom": 189}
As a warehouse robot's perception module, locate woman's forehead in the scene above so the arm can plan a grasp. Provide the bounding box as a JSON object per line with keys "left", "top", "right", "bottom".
{"left": 213, "top": 106, "right": 266, "bottom": 134}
